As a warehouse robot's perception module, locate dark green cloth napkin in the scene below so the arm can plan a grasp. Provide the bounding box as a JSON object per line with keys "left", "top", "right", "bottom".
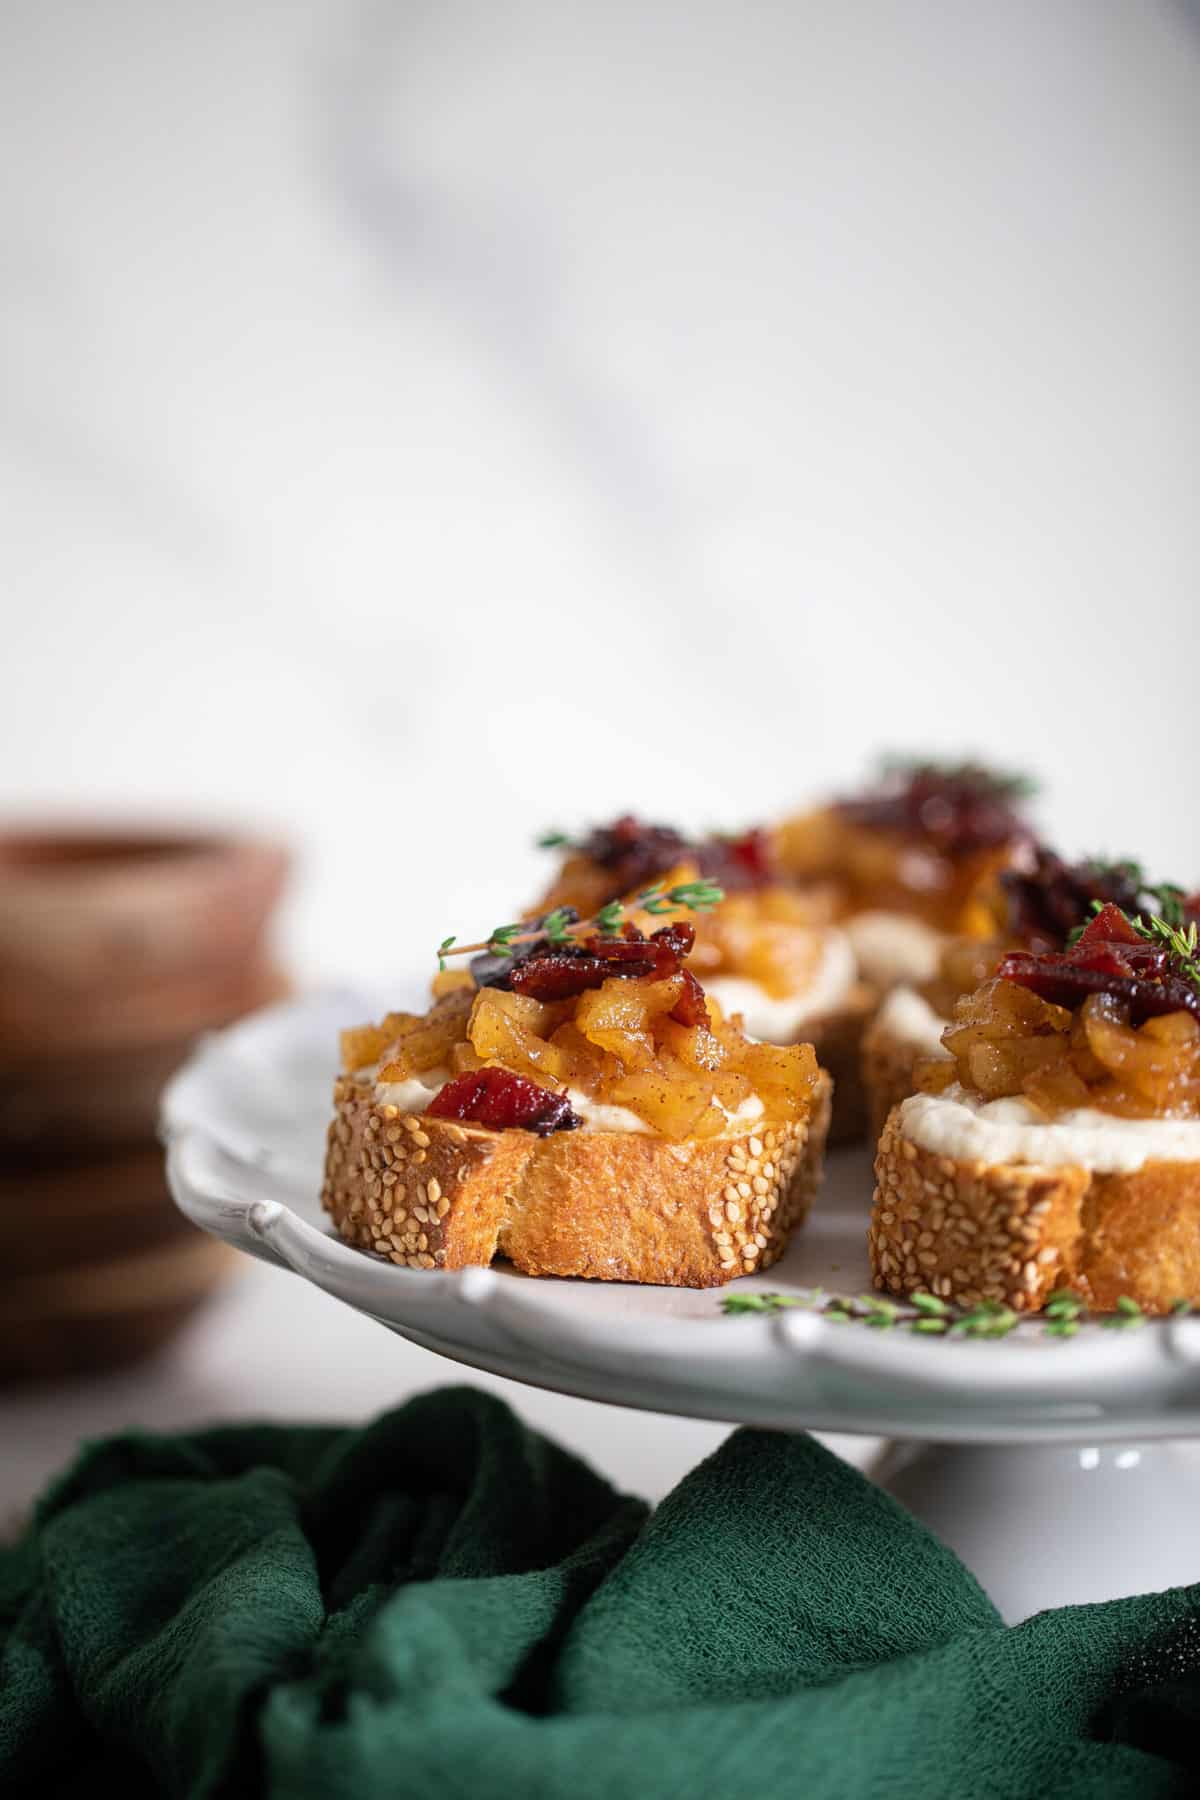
{"left": 3, "top": 1387, "right": 1200, "bottom": 1798}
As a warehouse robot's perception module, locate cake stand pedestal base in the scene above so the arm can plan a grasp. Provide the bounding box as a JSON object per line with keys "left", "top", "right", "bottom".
{"left": 871, "top": 1439, "right": 1200, "bottom": 1623}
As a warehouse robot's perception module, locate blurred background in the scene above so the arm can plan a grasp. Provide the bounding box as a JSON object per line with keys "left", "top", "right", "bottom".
{"left": 3, "top": 0, "right": 1199, "bottom": 1502}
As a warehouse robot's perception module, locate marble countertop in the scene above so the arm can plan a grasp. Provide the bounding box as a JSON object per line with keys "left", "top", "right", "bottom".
{"left": 0, "top": 1255, "right": 874, "bottom": 1522}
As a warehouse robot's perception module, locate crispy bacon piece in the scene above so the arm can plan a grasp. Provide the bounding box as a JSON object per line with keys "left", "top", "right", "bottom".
{"left": 998, "top": 903, "right": 1200, "bottom": 1023}
{"left": 669, "top": 968, "right": 711, "bottom": 1029}
{"left": 501, "top": 922, "right": 699, "bottom": 1004}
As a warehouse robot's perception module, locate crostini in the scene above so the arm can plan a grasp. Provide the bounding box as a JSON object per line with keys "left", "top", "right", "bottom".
{"left": 535, "top": 815, "right": 870, "bottom": 1140}
{"left": 322, "top": 889, "right": 831, "bottom": 1287}
{"left": 777, "top": 758, "right": 1037, "bottom": 992}
{"left": 869, "top": 899, "right": 1200, "bottom": 1314}
{"left": 860, "top": 851, "right": 1199, "bottom": 1140}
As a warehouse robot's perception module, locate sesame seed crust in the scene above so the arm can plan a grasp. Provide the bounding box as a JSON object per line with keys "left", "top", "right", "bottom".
{"left": 321, "top": 1071, "right": 831, "bottom": 1288}
{"left": 869, "top": 1105, "right": 1200, "bottom": 1315}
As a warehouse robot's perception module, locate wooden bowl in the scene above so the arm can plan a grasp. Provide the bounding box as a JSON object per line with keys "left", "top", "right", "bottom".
{"left": 0, "top": 1145, "right": 197, "bottom": 1277}
{"left": 0, "top": 827, "right": 289, "bottom": 1052}
{"left": 0, "top": 978, "right": 296, "bottom": 1157}
{"left": 0, "top": 1234, "right": 237, "bottom": 1385}
{"left": 0, "top": 823, "right": 290, "bottom": 1379}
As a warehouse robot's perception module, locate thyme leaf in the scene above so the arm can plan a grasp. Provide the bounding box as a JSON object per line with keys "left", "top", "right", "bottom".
{"left": 719, "top": 1288, "right": 1163, "bottom": 1338}
{"left": 437, "top": 883, "right": 725, "bottom": 966}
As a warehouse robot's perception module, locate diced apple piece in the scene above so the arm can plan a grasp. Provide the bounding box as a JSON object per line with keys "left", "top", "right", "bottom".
{"left": 468, "top": 989, "right": 565, "bottom": 1084}
{"left": 709, "top": 1069, "right": 754, "bottom": 1112}
{"left": 575, "top": 975, "right": 680, "bottom": 1072}
{"left": 389, "top": 989, "right": 475, "bottom": 1072}
{"left": 340, "top": 1022, "right": 395, "bottom": 1073}
{"left": 730, "top": 1040, "right": 818, "bottom": 1121}
{"left": 548, "top": 1021, "right": 623, "bottom": 1093}
{"left": 654, "top": 1017, "right": 728, "bottom": 1073}
{"left": 431, "top": 969, "right": 476, "bottom": 999}
{"left": 609, "top": 1067, "right": 725, "bottom": 1141}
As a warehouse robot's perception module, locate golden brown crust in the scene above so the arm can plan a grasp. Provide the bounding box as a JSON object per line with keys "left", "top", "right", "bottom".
{"left": 869, "top": 1106, "right": 1200, "bottom": 1315}
{"left": 860, "top": 1010, "right": 936, "bottom": 1144}
{"left": 805, "top": 984, "right": 876, "bottom": 1145}
{"left": 322, "top": 1073, "right": 831, "bottom": 1287}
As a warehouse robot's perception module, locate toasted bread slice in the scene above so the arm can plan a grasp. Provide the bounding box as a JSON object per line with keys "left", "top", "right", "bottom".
{"left": 322, "top": 1072, "right": 831, "bottom": 1288}
{"left": 802, "top": 985, "right": 876, "bottom": 1145}
{"left": 861, "top": 1021, "right": 920, "bottom": 1145}
{"left": 860, "top": 990, "right": 949, "bottom": 1143}
{"left": 869, "top": 1104, "right": 1200, "bottom": 1315}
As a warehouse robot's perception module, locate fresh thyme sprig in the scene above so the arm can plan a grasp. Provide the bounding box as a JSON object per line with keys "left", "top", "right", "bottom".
{"left": 1133, "top": 913, "right": 1200, "bottom": 992}
{"left": 436, "top": 881, "right": 725, "bottom": 966}
{"left": 720, "top": 1288, "right": 1170, "bottom": 1337}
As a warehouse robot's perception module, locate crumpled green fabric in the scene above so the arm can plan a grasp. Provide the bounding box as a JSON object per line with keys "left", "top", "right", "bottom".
{"left": 3, "top": 1387, "right": 1200, "bottom": 1798}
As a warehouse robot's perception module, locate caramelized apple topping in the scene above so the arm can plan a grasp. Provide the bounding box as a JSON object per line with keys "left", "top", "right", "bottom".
{"left": 834, "top": 760, "right": 1035, "bottom": 855}
{"left": 917, "top": 937, "right": 1007, "bottom": 1020}
{"left": 490, "top": 921, "right": 699, "bottom": 1003}
{"left": 683, "top": 886, "right": 838, "bottom": 1000}
{"left": 346, "top": 989, "right": 475, "bottom": 1083}
{"left": 579, "top": 815, "right": 773, "bottom": 892}
{"left": 534, "top": 810, "right": 843, "bottom": 1004}
{"left": 343, "top": 925, "right": 819, "bottom": 1141}
{"left": 426, "top": 1068, "right": 581, "bottom": 1136}
{"left": 919, "top": 903, "right": 1200, "bottom": 1118}
{"left": 998, "top": 903, "right": 1200, "bottom": 1024}
{"left": 1000, "top": 847, "right": 1200, "bottom": 952}
{"left": 910, "top": 856, "right": 1200, "bottom": 1019}
{"left": 538, "top": 815, "right": 778, "bottom": 919}
{"left": 778, "top": 761, "right": 1035, "bottom": 934}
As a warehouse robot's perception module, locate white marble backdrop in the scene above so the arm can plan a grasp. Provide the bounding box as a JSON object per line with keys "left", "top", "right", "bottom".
{"left": 2, "top": 0, "right": 1199, "bottom": 1500}
{"left": 3, "top": 0, "right": 1199, "bottom": 986}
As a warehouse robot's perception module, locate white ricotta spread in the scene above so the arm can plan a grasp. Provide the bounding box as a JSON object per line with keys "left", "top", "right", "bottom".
{"left": 706, "top": 928, "right": 856, "bottom": 1040}
{"left": 845, "top": 910, "right": 945, "bottom": 990}
{"left": 369, "top": 1066, "right": 765, "bottom": 1137}
{"left": 900, "top": 1082, "right": 1200, "bottom": 1174}
{"left": 873, "top": 985, "right": 950, "bottom": 1058}
{"left": 370, "top": 1066, "right": 451, "bottom": 1112}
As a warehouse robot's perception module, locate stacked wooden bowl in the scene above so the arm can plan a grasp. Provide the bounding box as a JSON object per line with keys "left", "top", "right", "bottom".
{"left": 0, "top": 828, "right": 289, "bottom": 1382}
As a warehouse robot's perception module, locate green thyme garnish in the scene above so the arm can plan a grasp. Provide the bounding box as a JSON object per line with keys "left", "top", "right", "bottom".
{"left": 1102, "top": 1295, "right": 1146, "bottom": 1330}
{"left": 1131, "top": 913, "right": 1200, "bottom": 994}
{"left": 1075, "top": 857, "right": 1191, "bottom": 933}
{"left": 1151, "top": 884, "right": 1190, "bottom": 929}
{"left": 636, "top": 880, "right": 723, "bottom": 916}
{"left": 721, "top": 1289, "right": 1170, "bottom": 1338}
{"left": 594, "top": 900, "right": 624, "bottom": 934}
{"left": 541, "top": 908, "right": 575, "bottom": 945}
{"left": 436, "top": 882, "right": 725, "bottom": 966}
{"left": 536, "top": 830, "right": 571, "bottom": 850}
{"left": 485, "top": 923, "right": 524, "bottom": 959}
{"left": 1064, "top": 891, "right": 1200, "bottom": 994}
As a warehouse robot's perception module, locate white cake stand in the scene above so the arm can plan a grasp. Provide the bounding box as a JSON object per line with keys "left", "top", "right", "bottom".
{"left": 164, "top": 992, "right": 1200, "bottom": 1623}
